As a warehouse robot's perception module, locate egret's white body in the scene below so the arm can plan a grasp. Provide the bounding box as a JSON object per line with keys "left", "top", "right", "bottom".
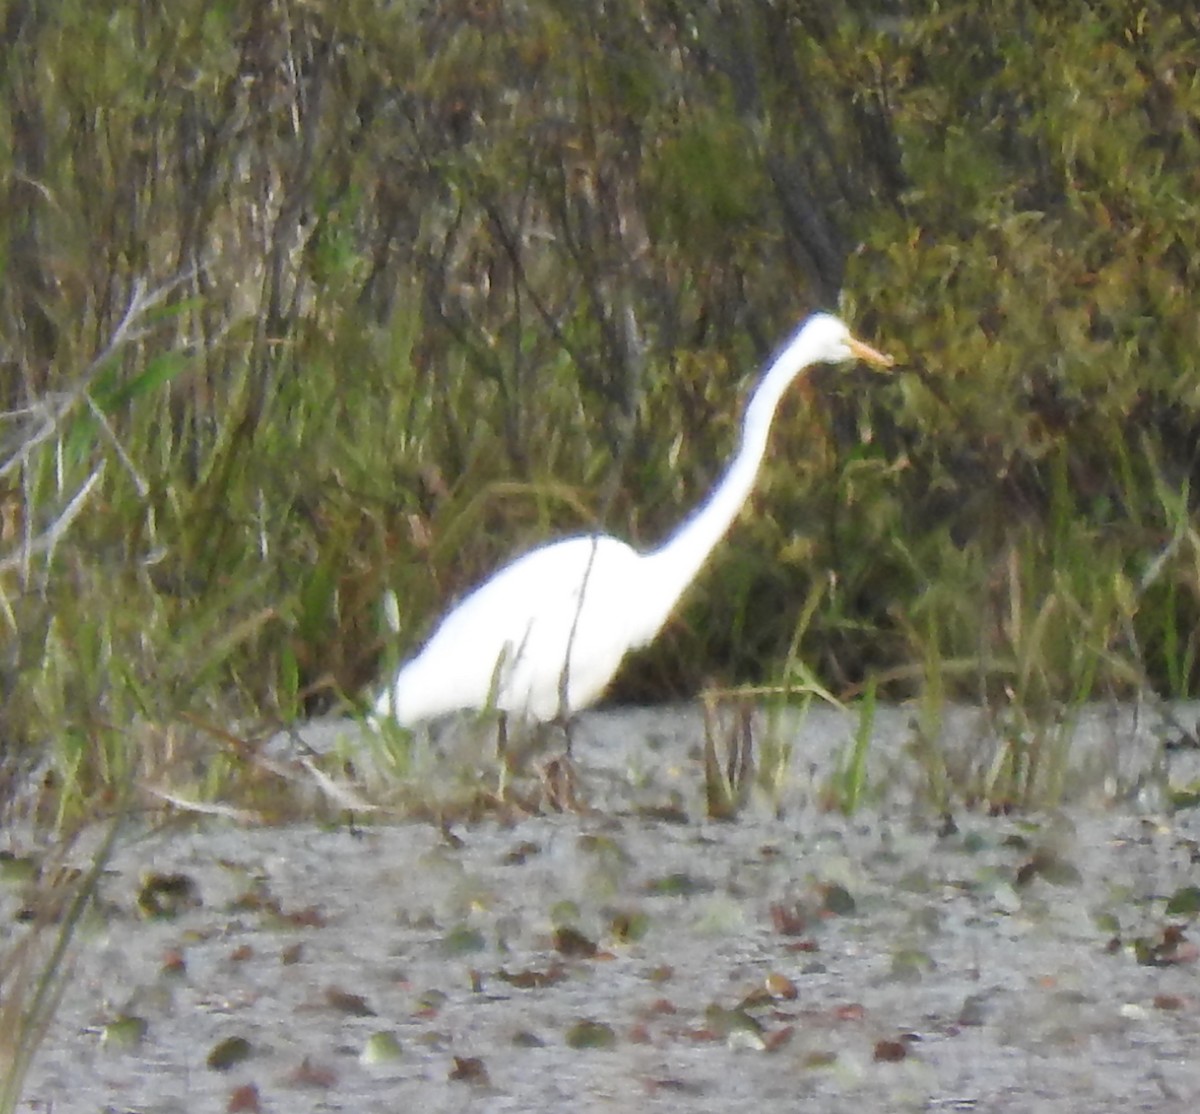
{"left": 374, "top": 313, "right": 892, "bottom": 728}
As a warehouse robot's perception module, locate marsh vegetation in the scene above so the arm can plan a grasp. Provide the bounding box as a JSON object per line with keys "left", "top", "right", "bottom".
{"left": 3, "top": 3, "right": 1200, "bottom": 1108}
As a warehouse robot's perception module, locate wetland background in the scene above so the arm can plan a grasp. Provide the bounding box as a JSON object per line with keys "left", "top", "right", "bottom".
{"left": 3, "top": 2, "right": 1200, "bottom": 1109}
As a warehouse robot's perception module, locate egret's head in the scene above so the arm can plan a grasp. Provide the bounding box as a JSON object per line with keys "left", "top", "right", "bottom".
{"left": 800, "top": 312, "right": 894, "bottom": 369}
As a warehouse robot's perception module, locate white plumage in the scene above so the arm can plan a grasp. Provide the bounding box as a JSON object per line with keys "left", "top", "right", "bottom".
{"left": 374, "top": 313, "right": 892, "bottom": 729}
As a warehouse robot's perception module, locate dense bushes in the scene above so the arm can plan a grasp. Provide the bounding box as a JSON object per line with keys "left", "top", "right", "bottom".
{"left": 3, "top": 2, "right": 1200, "bottom": 802}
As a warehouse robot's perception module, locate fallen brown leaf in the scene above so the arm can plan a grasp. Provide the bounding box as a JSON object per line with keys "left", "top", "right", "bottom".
{"left": 874, "top": 1038, "right": 908, "bottom": 1062}
{"left": 226, "top": 1083, "right": 261, "bottom": 1113}
{"left": 450, "top": 1056, "right": 490, "bottom": 1085}
{"left": 324, "top": 986, "right": 375, "bottom": 1016}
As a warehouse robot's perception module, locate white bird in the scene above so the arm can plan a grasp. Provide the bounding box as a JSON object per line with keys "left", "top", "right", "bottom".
{"left": 374, "top": 312, "right": 892, "bottom": 736}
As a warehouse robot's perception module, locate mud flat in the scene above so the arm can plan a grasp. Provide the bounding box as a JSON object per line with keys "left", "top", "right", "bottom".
{"left": 8, "top": 702, "right": 1200, "bottom": 1112}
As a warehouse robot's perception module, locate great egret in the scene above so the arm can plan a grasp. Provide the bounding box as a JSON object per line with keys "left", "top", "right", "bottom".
{"left": 374, "top": 312, "right": 892, "bottom": 737}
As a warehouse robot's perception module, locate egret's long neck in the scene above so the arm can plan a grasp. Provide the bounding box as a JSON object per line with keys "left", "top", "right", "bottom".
{"left": 639, "top": 346, "right": 809, "bottom": 619}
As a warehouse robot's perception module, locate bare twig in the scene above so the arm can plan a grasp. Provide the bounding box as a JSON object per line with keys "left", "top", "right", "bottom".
{"left": 299, "top": 757, "right": 381, "bottom": 812}
{"left": 0, "top": 273, "right": 193, "bottom": 482}
{"left": 138, "top": 785, "right": 262, "bottom": 823}
{"left": 0, "top": 273, "right": 196, "bottom": 578}
{"left": 0, "top": 464, "right": 105, "bottom": 576}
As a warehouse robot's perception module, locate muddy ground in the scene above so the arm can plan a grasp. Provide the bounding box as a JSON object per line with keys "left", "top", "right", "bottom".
{"left": 6, "top": 702, "right": 1200, "bottom": 1112}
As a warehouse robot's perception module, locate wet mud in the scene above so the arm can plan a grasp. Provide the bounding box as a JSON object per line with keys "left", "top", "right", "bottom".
{"left": 7, "top": 703, "right": 1200, "bottom": 1112}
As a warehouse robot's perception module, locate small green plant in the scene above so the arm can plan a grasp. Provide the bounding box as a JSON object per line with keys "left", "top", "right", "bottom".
{"left": 828, "top": 679, "right": 876, "bottom": 815}
{"left": 702, "top": 692, "right": 755, "bottom": 820}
